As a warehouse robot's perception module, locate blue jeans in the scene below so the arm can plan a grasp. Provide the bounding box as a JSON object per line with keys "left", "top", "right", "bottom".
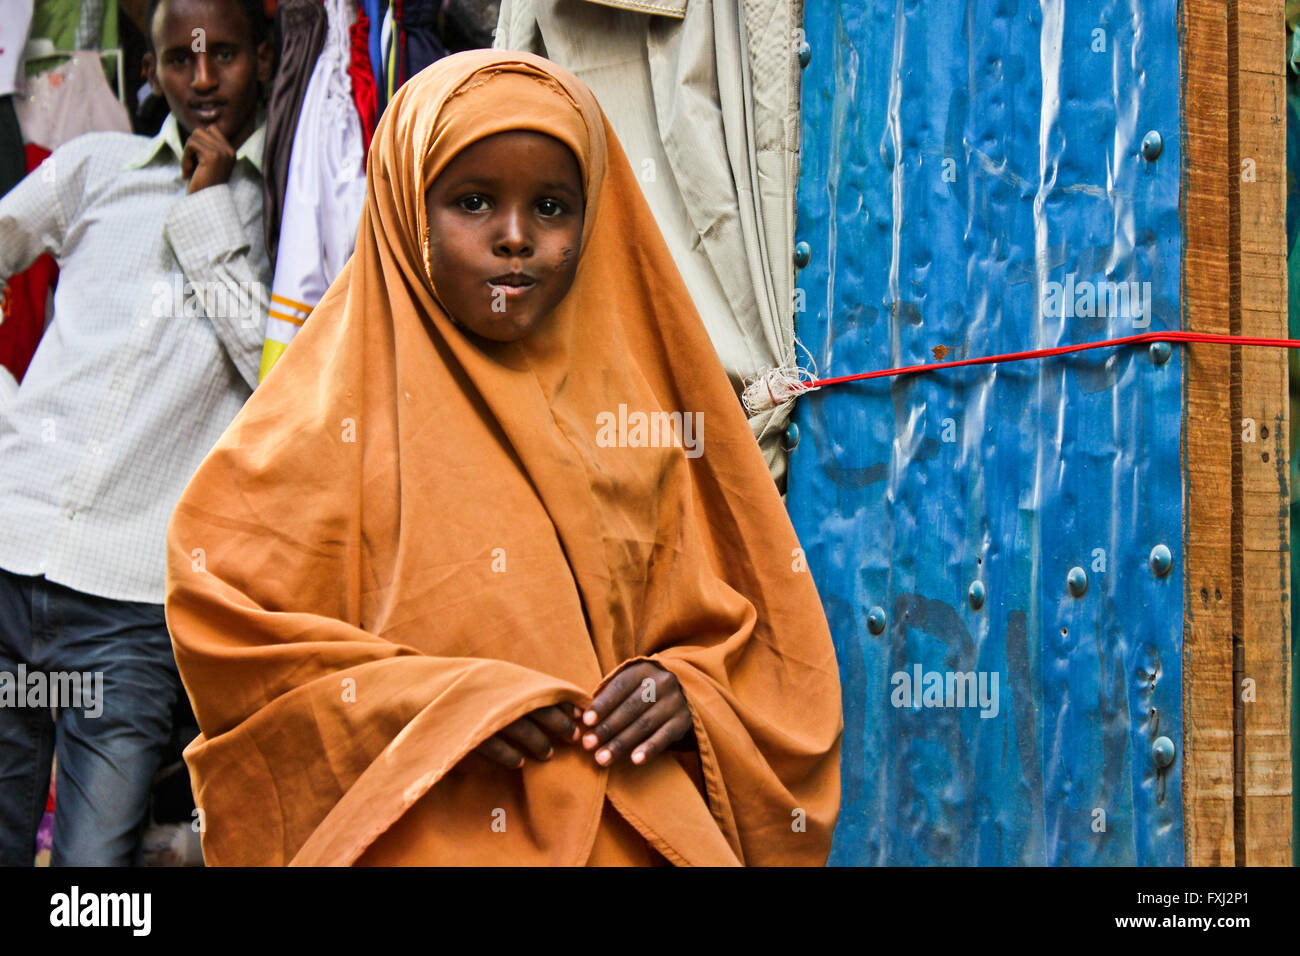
{"left": 0, "top": 568, "right": 185, "bottom": 865}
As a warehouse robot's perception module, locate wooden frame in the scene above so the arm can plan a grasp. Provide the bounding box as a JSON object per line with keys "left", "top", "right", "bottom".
{"left": 1183, "top": 0, "right": 1293, "bottom": 865}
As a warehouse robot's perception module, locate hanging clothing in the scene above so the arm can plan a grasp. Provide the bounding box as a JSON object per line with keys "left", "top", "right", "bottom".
{"left": 262, "top": 0, "right": 330, "bottom": 270}
{"left": 0, "top": 144, "right": 56, "bottom": 385}
{"left": 0, "top": 0, "right": 34, "bottom": 96}
{"left": 495, "top": 0, "right": 804, "bottom": 486}
{"left": 380, "top": 2, "right": 397, "bottom": 105}
{"left": 13, "top": 50, "right": 131, "bottom": 150}
{"left": 0, "top": 96, "right": 22, "bottom": 195}
{"left": 348, "top": 4, "right": 378, "bottom": 152}
{"left": 363, "top": 0, "right": 387, "bottom": 113}
{"left": 259, "top": 0, "right": 366, "bottom": 379}
{"left": 401, "top": 0, "right": 448, "bottom": 77}
{"left": 393, "top": 0, "right": 405, "bottom": 85}
{"left": 0, "top": 113, "right": 270, "bottom": 603}
{"left": 23, "top": 0, "right": 81, "bottom": 55}
{"left": 165, "top": 50, "right": 842, "bottom": 866}
{"left": 73, "top": 0, "right": 105, "bottom": 50}
{"left": 22, "top": 0, "right": 117, "bottom": 76}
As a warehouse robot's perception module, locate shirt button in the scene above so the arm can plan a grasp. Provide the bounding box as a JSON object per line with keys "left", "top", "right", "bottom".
{"left": 91, "top": 444, "right": 102, "bottom": 456}
{"left": 63, "top": 508, "right": 74, "bottom": 521}
{"left": 138, "top": 318, "right": 148, "bottom": 328}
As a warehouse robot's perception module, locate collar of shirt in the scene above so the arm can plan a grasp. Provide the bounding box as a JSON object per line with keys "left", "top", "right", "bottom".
{"left": 121, "top": 109, "right": 267, "bottom": 175}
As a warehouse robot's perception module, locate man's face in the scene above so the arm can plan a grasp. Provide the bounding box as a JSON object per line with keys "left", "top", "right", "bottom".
{"left": 143, "top": 0, "right": 272, "bottom": 148}
{"left": 424, "top": 131, "right": 584, "bottom": 342}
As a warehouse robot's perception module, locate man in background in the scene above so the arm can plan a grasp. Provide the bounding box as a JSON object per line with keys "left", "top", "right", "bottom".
{"left": 0, "top": 0, "right": 272, "bottom": 865}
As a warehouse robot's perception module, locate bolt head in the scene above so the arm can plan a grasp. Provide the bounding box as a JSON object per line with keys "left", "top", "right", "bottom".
{"left": 1152, "top": 735, "right": 1176, "bottom": 769}
{"left": 1067, "top": 566, "right": 1088, "bottom": 598}
{"left": 866, "top": 606, "right": 886, "bottom": 635}
{"left": 1141, "top": 130, "right": 1163, "bottom": 161}
{"left": 783, "top": 421, "right": 800, "bottom": 452}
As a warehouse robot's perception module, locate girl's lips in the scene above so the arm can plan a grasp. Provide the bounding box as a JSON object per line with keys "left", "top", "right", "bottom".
{"left": 487, "top": 279, "right": 537, "bottom": 298}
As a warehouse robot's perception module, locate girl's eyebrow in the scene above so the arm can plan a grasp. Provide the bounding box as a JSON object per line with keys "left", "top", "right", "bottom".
{"left": 445, "top": 176, "right": 581, "bottom": 198}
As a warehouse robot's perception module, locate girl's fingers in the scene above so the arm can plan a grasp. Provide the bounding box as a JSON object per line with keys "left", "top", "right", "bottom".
{"left": 497, "top": 716, "right": 556, "bottom": 760}
{"left": 583, "top": 667, "right": 680, "bottom": 750}
{"left": 585, "top": 663, "right": 664, "bottom": 726}
{"left": 581, "top": 686, "right": 656, "bottom": 753}
{"left": 628, "top": 712, "right": 694, "bottom": 767}
{"left": 474, "top": 735, "right": 527, "bottom": 769}
{"left": 590, "top": 697, "right": 678, "bottom": 767}
{"left": 529, "top": 705, "right": 581, "bottom": 744}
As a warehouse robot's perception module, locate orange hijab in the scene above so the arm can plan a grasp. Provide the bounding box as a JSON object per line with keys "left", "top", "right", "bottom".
{"left": 164, "top": 50, "right": 841, "bottom": 866}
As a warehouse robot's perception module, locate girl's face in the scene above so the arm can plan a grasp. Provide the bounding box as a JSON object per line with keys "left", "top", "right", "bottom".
{"left": 425, "top": 130, "right": 585, "bottom": 342}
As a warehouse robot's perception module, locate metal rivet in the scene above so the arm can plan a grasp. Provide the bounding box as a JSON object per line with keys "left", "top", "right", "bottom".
{"left": 1067, "top": 566, "right": 1088, "bottom": 598}
{"left": 1149, "top": 544, "right": 1173, "bottom": 577}
{"left": 1141, "top": 130, "right": 1163, "bottom": 161}
{"left": 798, "top": 41, "right": 811, "bottom": 69}
{"left": 783, "top": 422, "right": 800, "bottom": 452}
{"left": 968, "top": 580, "right": 985, "bottom": 611}
{"left": 866, "top": 606, "right": 886, "bottom": 635}
{"left": 1149, "top": 341, "right": 1172, "bottom": 365}
{"left": 1152, "top": 735, "right": 1175, "bottom": 769}
{"left": 793, "top": 241, "right": 812, "bottom": 269}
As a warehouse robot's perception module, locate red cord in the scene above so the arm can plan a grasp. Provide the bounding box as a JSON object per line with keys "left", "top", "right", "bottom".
{"left": 801, "top": 330, "right": 1300, "bottom": 391}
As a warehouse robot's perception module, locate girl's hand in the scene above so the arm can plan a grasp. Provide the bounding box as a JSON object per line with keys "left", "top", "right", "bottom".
{"left": 580, "top": 661, "right": 695, "bottom": 768}
{"left": 472, "top": 704, "right": 583, "bottom": 769}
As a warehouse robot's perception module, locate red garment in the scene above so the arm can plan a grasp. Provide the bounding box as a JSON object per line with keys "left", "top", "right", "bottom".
{"left": 349, "top": 5, "right": 378, "bottom": 157}
{"left": 0, "top": 145, "right": 58, "bottom": 381}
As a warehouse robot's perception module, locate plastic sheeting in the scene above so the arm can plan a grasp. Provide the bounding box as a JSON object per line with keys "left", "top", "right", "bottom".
{"left": 790, "top": 0, "right": 1184, "bottom": 865}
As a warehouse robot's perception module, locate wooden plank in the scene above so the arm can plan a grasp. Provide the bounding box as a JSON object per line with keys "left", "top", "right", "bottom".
{"left": 1231, "top": 0, "right": 1293, "bottom": 866}
{"left": 1182, "top": 0, "right": 1238, "bottom": 867}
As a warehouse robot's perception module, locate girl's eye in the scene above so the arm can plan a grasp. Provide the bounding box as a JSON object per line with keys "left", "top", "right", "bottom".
{"left": 537, "top": 199, "right": 564, "bottom": 217}
{"left": 457, "top": 196, "right": 488, "bottom": 212}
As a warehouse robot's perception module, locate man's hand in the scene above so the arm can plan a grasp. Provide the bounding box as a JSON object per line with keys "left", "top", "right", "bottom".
{"left": 182, "top": 126, "right": 237, "bottom": 194}
{"left": 471, "top": 704, "right": 583, "bottom": 769}
{"left": 581, "top": 661, "right": 694, "bottom": 768}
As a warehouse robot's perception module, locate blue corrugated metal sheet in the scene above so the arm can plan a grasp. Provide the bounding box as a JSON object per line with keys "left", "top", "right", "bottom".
{"left": 790, "top": 0, "right": 1184, "bottom": 865}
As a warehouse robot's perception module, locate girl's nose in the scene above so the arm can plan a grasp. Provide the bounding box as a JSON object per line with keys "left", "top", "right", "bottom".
{"left": 494, "top": 208, "right": 532, "bottom": 256}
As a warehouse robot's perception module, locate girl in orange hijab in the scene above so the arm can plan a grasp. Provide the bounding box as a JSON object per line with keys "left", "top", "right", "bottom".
{"left": 163, "top": 50, "right": 842, "bottom": 866}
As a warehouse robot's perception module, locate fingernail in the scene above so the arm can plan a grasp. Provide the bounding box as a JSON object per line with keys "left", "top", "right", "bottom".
{"left": 582, "top": 733, "right": 598, "bottom": 749}
{"left": 544, "top": 748, "right": 554, "bottom": 759}
{"left": 515, "top": 757, "right": 525, "bottom": 768}
{"left": 595, "top": 749, "right": 611, "bottom": 765}
{"left": 583, "top": 710, "right": 598, "bottom": 726}
{"left": 632, "top": 750, "right": 645, "bottom": 764}
{"left": 571, "top": 726, "right": 581, "bottom": 742}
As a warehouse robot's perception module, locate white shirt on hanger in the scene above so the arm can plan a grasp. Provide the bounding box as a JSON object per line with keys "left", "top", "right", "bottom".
{"left": 261, "top": 0, "right": 366, "bottom": 379}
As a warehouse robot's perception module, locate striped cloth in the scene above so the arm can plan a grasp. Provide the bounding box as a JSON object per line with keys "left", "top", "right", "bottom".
{"left": 0, "top": 113, "right": 270, "bottom": 603}
{"left": 259, "top": 0, "right": 365, "bottom": 380}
